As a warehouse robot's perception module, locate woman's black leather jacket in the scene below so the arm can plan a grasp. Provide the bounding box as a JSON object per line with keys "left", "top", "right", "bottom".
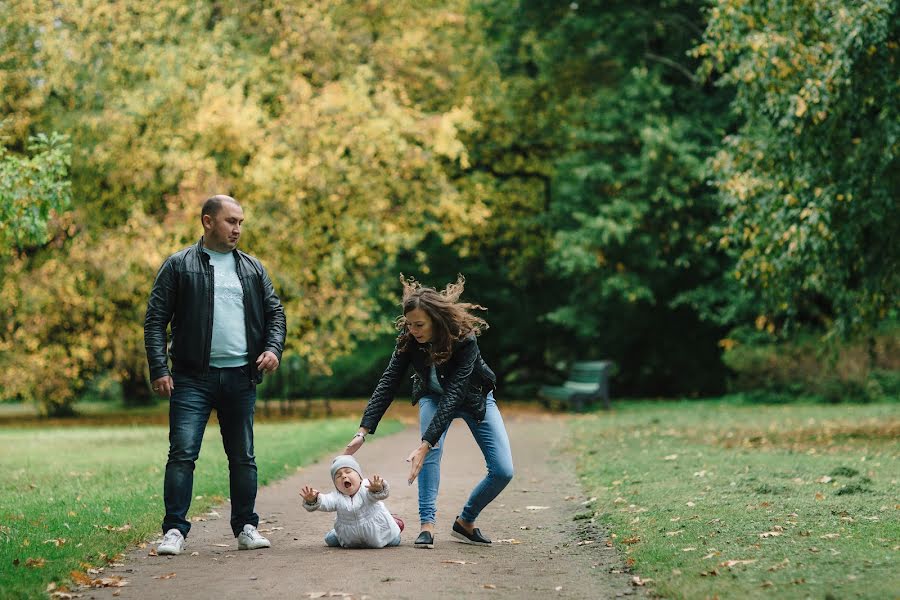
{"left": 360, "top": 334, "right": 497, "bottom": 447}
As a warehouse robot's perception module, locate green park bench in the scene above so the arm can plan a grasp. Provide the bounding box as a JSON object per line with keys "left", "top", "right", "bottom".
{"left": 539, "top": 360, "right": 613, "bottom": 412}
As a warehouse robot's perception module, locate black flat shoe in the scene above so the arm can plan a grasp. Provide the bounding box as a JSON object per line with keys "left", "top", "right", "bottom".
{"left": 414, "top": 531, "right": 434, "bottom": 549}
{"left": 451, "top": 520, "right": 491, "bottom": 546}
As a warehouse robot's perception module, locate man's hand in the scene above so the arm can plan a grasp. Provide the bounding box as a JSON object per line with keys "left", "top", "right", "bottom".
{"left": 367, "top": 474, "right": 384, "bottom": 493}
{"left": 151, "top": 375, "right": 174, "bottom": 398}
{"left": 256, "top": 351, "right": 280, "bottom": 374}
{"left": 300, "top": 486, "right": 319, "bottom": 504}
{"left": 406, "top": 441, "right": 432, "bottom": 485}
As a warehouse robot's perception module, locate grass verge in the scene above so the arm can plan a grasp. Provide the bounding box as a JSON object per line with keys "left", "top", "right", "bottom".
{"left": 571, "top": 398, "right": 898, "bottom": 599}
{"left": 0, "top": 418, "right": 402, "bottom": 599}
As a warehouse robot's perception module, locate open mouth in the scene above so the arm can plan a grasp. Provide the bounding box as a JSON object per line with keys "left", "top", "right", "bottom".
{"left": 343, "top": 481, "right": 352, "bottom": 489}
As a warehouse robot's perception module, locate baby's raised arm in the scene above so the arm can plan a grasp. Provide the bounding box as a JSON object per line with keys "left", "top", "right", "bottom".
{"left": 365, "top": 474, "right": 390, "bottom": 501}
{"left": 300, "top": 485, "right": 319, "bottom": 504}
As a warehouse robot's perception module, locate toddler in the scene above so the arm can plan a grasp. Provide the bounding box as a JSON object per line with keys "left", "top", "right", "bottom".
{"left": 301, "top": 455, "right": 403, "bottom": 548}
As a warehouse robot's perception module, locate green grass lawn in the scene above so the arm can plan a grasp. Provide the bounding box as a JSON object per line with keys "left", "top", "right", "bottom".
{"left": 0, "top": 417, "right": 402, "bottom": 599}
{"left": 571, "top": 398, "right": 899, "bottom": 600}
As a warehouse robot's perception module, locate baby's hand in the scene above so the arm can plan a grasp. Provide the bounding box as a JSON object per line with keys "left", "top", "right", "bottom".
{"left": 300, "top": 485, "right": 319, "bottom": 503}
{"left": 367, "top": 474, "right": 384, "bottom": 493}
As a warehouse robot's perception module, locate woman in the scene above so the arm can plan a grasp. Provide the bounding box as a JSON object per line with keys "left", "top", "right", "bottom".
{"left": 344, "top": 275, "right": 514, "bottom": 549}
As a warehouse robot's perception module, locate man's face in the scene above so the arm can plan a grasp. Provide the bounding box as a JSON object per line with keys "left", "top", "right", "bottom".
{"left": 333, "top": 467, "right": 362, "bottom": 497}
{"left": 203, "top": 201, "right": 244, "bottom": 252}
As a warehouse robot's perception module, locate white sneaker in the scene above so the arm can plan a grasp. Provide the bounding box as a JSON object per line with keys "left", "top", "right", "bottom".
{"left": 237, "top": 524, "right": 271, "bottom": 550}
{"left": 157, "top": 529, "right": 184, "bottom": 555}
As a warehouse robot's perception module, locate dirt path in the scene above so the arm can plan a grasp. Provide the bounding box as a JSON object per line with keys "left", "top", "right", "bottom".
{"left": 89, "top": 414, "right": 642, "bottom": 599}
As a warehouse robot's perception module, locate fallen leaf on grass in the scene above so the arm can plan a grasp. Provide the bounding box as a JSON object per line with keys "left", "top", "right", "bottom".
{"left": 631, "top": 576, "right": 653, "bottom": 586}
{"left": 699, "top": 569, "right": 719, "bottom": 577}
{"left": 815, "top": 492, "right": 825, "bottom": 500}
{"left": 759, "top": 531, "right": 783, "bottom": 538}
{"left": 95, "top": 524, "right": 132, "bottom": 532}
{"left": 663, "top": 454, "right": 678, "bottom": 461}
{"left": 816, "top": 476, "right": 833, "bottom": 484}
{"left": 665, "top": 531, "right": 682, "bottom": 537}
{"left": 702, "top": 551, "right": 721, "bottom": 559}
{"left": 720, "top": 559, "right": 756, "bottom": 568}
{"left": 681, "top": 547, "right": 696, "bottom": 552}
{"left": 761, "top": 581, "right": 775, "bottom": 588}
{"left": 43, "top": 538, "right": 66, "bottom": 547}
{"left": 622, "top": 536, "right": 641, "bottom": 544}
{"left": 820, "top": 533, "right": 840, "bottom": 539}
{"left": 25, "top": 557, "right": 46, "bottom": 568}
{"left": 768, "top": 558, "right": 790, "bottom": 571}
{"left": 154, "top": 573, "right": 176, "bottom": 580}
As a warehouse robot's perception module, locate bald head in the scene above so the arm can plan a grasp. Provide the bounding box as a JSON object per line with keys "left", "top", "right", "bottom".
{"left": 201, "top": 195, "right": 241, "bottom": 220}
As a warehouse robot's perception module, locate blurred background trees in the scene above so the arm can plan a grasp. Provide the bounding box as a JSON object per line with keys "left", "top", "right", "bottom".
{"left": 0, "top": 0, "right": 896, "bottom": 415}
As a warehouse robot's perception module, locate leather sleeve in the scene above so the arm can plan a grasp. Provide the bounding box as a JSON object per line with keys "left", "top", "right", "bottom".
{"left": 144, "top": 258, "right": 177, "bottom": 382}
{"left": 360, "top": 346, "right": 411, "bottom": 434}
{"left": 422, "top": 339, "right": 478, "bottom": 447}
{"left": 260, "top": 266, "right": 286, "bottom": 361}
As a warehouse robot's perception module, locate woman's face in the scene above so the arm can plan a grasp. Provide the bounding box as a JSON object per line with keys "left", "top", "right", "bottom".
{"left": 333, "top": 467, "right": 362, "bottom": 496}
{"left": 405, "top": 308, "right": 433, "bottom": 343}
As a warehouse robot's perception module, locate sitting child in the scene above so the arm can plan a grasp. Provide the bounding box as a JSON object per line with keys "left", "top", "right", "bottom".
{"left": 301, "top": 455, "right": 403, "bottom": 548}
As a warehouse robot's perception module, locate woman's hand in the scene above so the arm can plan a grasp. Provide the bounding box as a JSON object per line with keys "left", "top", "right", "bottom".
{"left": 406, "top": 441, "right": 432, "bottom": 485}
{"left": 344, "top": 430, "right": 368, "bottom": 455}
{"left": 300, "top": 486, "right": 319, "bottom": 504}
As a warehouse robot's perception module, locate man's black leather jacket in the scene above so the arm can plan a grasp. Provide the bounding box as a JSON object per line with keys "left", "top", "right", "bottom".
{"left": 360, "top": 334, "right": 497, "bottom": 447}
{"left": 144, "top": 238, "right": 286, "bottom": 384}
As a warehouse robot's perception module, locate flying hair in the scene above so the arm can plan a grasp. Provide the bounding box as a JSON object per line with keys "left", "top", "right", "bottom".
{"left": 395, "top": 274, "right": 488, "bottom": 364}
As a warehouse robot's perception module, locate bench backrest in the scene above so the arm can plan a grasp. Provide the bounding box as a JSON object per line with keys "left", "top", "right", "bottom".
{"left": 567, "top": 361, "right": 611, "bottom": 384}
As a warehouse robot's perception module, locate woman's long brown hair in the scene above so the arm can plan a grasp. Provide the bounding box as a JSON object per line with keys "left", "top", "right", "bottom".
{"left": 395, "top": 274, "right": 488, "bottom": 364}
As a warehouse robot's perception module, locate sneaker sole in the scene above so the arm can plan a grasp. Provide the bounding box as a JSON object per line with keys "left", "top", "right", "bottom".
{"left": 157, "top": 547, "right": 182, "bottom": 555}
{"left": 414, "top": 541, "right": 434, "bottom": 549}
{"left": 238, "top": 542, "right": 271, "bottom": 550}
{"left": 450, "top": 530, "right": 491, "bottom": 546}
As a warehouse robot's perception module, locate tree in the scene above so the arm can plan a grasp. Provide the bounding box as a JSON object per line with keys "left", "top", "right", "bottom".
{"left": 0, "top": 0, "right": 490, "bottom": 413}
{"left": 0, "top": 133, "right": 72, "bottom": 259}
{"left": 698, "top": 0, "right": 899, "bottom": 336}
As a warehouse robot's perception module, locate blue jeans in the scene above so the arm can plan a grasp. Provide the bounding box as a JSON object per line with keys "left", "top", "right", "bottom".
{"left": 417, "top": 392, "right": 514, "bottom": 525}
{"left": 162, "top": 366, "right": 258, "bottom": 538}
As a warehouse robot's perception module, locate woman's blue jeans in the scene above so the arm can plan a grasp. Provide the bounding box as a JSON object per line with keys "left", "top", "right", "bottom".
{"left": 417, "top": 392, "right": 514, "bottom": 525}
{"left": 162, "top": 366, "right": 258, "bottom": 538}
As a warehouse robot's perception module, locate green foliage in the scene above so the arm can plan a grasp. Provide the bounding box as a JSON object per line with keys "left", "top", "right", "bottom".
{"left": 722, "top": 322, "right": 900, "bottom": 402}
{"left": 0, "top": 132, "right": 72, "bottom": 257}
{"left": 0, "top": 0, "right": 487, "bottom": 412}
{"left": 463, "top": 0, "right": 733, "bottom": 395}
{"left": 698, "top": 0, "right": 900, "bottom": 335}
{"left": 571, "top": 399, "right": 900, "bottom": 599}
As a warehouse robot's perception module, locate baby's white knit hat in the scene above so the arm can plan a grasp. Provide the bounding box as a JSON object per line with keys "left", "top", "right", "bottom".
{"left": 330, "top": 455, "right": 362, "bottom": 481}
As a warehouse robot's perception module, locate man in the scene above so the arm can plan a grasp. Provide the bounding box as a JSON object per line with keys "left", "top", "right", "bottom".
{"left": 144, "top": 195, "right": 286, "bottom": 555}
